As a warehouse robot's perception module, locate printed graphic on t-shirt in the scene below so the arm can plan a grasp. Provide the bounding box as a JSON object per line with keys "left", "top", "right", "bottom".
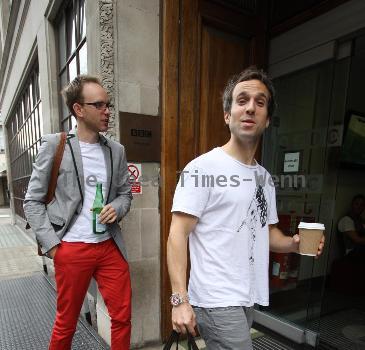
{"left": 237, "top": 185, "right": 268, "bottom": 264}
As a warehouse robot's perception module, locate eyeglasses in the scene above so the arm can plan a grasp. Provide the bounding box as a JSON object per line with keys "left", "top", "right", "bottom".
{"left": 81, "top": 101, "right": 113, "bottom": 110}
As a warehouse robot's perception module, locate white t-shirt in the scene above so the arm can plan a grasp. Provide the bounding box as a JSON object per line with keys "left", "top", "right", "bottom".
{"left": 172, "top": 147, "right": 278, "bottom": 307}
{"left": 338, "top": 215, "right": 356, "bottom": 253}
{"left": 63, "top": 141, "right": 111, "bottom": 243}
{"left": 338, "top": 216, "right": 355, "bottom": 233}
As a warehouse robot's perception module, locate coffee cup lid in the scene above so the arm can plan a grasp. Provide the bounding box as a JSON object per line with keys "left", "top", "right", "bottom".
{"left": 298, "top": 222, "right": 325, "bottom": 230}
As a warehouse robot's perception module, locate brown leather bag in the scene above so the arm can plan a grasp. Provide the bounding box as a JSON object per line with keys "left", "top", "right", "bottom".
{"left": 25, "top": 132, "right": 67, "bottom": 256}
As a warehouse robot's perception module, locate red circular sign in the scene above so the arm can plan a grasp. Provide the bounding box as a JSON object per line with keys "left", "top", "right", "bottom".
{"left": 128, "top": 165, "right": 139, "bottom": 181}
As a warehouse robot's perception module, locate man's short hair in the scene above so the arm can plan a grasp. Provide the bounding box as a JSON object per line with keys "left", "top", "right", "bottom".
{"left": 61, "top": 75, "right": 102, "bottom": 117}
{"left": 352, "top": 194, "right": 365, "bottom": 204}
{"left": 222, "top": 66, "right": 276, "bottom": 118}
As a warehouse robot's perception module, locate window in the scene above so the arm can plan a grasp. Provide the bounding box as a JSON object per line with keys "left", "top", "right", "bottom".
{"left": 57, "top": 0, "right": 87, "bottom": 132}
{"left": 6, "top": 63, "right": 43, "bottom": 218}
{"left": 0, "top": 126, "right": 4, "bottom": 152}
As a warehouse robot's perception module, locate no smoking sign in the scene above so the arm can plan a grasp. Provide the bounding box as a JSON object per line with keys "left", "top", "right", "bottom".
{"left": 127, "top": 163, "right": 142, "bottom": 194}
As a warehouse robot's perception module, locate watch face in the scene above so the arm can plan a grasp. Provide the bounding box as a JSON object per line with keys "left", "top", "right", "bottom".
{"left": 170, "top": 294, "right": 181, "bottom": 306}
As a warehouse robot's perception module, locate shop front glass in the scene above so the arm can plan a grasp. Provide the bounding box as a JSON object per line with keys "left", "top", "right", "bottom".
{"left": 257, "top": 36, "right": 365, "bottom": 348}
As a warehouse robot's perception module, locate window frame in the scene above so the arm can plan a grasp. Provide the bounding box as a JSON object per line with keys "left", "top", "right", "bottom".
{"left": 5, "top": 62, "right": 43, "bottom": 218}
{"left": 55, "top": 0, "right": 87, "bottom": 132}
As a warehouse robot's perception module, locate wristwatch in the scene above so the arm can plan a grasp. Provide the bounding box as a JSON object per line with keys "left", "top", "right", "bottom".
{"left": 170, "top": 293, "right": 189, "bottom": 307}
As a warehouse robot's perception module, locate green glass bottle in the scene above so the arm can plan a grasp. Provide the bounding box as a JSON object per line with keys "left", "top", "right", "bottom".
{"left": 92, "top": 183, "right": 106, "bottom": 234}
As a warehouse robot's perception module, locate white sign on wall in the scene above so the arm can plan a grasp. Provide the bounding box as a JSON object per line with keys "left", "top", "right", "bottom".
{"left": 127, "top": 163, "right": 142, "bottom": 194}
{"left": 283, "top": 151, "right": 300, "bottom": 173}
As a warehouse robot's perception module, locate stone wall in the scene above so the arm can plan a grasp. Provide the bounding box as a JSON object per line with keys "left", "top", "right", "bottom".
{"left": 95, "top": 0, "right": 161, "bottom": 347}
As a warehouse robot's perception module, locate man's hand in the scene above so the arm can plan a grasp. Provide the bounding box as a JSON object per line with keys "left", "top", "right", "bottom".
{"left": 99, "top": 204, "right": 117, "bottom": 224}
{"left": 171, "top": 303, "right": 196, "bottom": 336}
{"left": 48, "top": 245, "right": 58, "bottom": 259}
{"left": 290, "top": 234, "right": 300, "bottom": 254}
{"left": 315, "top": 234, "right": 325, "bottom": 258}
{"left": 292, "top": 234, "right": 325, "bottom": 258}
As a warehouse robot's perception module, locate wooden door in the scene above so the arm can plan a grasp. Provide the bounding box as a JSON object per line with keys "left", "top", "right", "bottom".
{"left": 161, "top": 0, "right": 268, "bottom": 340}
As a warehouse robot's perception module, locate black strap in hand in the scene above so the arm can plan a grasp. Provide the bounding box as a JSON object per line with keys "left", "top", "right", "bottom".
{"left": 187, "top": 332, "right": 199, "bottom": 350}
{"left": 163, "top": 331, "right": 199, "bottom": 350}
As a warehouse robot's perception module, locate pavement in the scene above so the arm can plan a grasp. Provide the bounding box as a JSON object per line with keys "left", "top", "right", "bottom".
{"left": 0, "top": 207, "right": 44, "bottom": 280}
{"left": 0, "top": 207, "right": 204, "bottom": 350}
{"left": 0, "top": 208, "right": 116, "bottom": 349}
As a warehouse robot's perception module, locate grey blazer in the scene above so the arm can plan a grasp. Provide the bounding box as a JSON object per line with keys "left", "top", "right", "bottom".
{"left": 23, "top": 129, "right": 132, "bottom": 259}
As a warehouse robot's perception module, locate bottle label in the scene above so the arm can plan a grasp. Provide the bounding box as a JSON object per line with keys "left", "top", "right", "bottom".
{"left": 95, "top": 214, "right": 106, "bottom": 233}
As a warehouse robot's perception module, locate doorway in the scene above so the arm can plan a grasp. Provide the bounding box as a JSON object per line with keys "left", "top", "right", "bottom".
{"left": 161, "top": 1, "right": 365, "bottom": 347}
{"left": 161, "top": 0, "right": 269, "bottom": 340}
{"left": 261, "top": 32, "right": 365, "bottom": 348}
{"left": 260, "top": 61, "right": 337, "bottom": 347}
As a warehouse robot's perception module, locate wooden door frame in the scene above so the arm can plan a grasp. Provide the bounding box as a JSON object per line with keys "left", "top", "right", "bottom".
{"left": 161, "top": 0, "right": 179, "bottom": 341}
{"left": 160, "top": 0, "right": 269, "bottom": 341}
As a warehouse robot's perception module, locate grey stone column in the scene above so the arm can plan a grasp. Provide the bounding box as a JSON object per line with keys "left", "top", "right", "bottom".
{"left": 99, "top": 0, "right": 119, "bottom": 141}
{"left": 95, "top": 2, "right": 120, "bottom": 345}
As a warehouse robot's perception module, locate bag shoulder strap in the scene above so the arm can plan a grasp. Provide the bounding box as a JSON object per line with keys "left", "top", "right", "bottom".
{"left": 45, "top": 132, "right": 67, "bottom": 204}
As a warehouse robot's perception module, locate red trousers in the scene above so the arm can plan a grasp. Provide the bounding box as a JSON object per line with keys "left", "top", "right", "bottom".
{"left": 49, "top": 239, "right": 131, "bottom": 350}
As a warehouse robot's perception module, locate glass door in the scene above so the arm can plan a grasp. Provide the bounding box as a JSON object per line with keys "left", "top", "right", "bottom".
{"left": 256, "top": 60, "right": 343, "bottom": 347}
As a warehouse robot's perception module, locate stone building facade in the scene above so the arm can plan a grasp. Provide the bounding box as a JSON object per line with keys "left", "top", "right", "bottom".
{"left": 0, "top": 0, "right": 160, "bottom": 347}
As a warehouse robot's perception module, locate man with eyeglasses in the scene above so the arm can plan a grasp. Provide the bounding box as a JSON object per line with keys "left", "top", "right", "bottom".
{"left": 24, "top": 75, "right": 132, "bottom": 350}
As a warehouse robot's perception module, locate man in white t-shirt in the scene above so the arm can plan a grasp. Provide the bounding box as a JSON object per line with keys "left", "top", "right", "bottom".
{"left": 24, "top": 76, "right": 132, "bottom": 349}
{"left": 338, "top": 194, "right": 365, "bottom": 260}
{"left": 167, "top": 67, "right": 325, "bottom": 350}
